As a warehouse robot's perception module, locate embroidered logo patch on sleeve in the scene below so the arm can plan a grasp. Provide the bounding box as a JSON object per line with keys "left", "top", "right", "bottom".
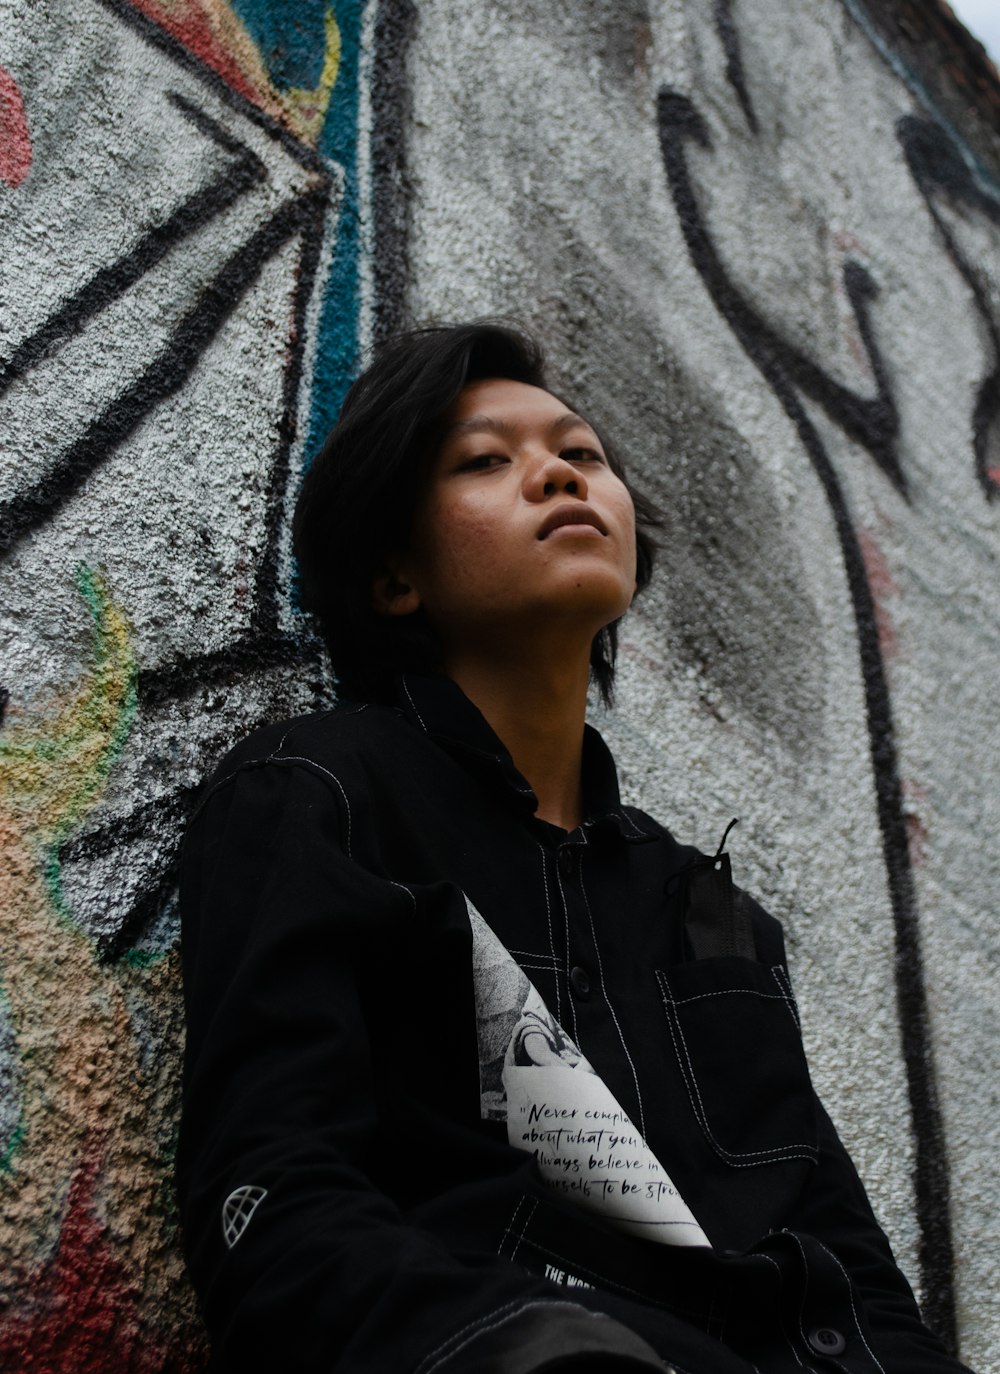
{"left": 222, "top": 1185, "right": 268, "bottom": 1249}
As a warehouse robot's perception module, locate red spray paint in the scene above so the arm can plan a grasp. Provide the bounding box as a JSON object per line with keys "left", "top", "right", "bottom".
{"left": 0, "top": 1152, "right": 206, "bottom": 1374}
{"left": 0, "top": 64, "right": 32, "bottom": 188}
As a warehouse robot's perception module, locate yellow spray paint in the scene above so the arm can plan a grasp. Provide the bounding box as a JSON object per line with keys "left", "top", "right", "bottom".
{"left": 0, "top": 568, "right": 192, "bottom": 1326}
{"left": 0, "top": 567, "right": 135, "bottom": 915}
{"left": 286, "top": 8, "right": 343, "bottom": 146}
{"left": 132, "top": 0, "right": 343, "bottom": 148}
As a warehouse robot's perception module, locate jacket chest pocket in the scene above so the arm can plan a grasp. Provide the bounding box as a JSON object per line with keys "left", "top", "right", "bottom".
{"left": 656, "top": 958, "right": 819, "bottom": 1169}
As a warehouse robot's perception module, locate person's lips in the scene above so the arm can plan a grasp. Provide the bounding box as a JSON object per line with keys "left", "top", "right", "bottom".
{"left": 537, "top": 506, "right": 608, "bottom": 540}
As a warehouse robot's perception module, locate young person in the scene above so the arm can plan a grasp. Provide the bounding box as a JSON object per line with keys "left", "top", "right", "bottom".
{"left": 177, "top": 322, "right": 975, "bottom": 1374}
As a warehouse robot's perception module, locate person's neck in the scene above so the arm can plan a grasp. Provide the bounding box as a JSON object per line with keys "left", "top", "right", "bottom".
{"left": 445, "top": 645, "right": 591, "bottom": 832}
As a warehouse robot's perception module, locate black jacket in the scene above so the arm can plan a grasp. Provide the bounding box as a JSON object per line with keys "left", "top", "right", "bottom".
{"left": 177, "top": 673, "right": 973, "bottom": 1374}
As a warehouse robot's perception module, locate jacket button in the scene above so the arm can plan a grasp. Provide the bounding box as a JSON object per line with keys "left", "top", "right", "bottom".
{"left": 558, "top": 848, "right": 574, "bottom": 877}
{"left": 569, "top": 965, "right": 592, "bottom": 998}
{"left": 807, "top": 1327, "right": 846, "bottom": 1357}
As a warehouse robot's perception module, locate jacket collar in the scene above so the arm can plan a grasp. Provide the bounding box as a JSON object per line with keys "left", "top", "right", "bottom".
{"left": 396, "top": 672, "right": 659, "bottom": 843}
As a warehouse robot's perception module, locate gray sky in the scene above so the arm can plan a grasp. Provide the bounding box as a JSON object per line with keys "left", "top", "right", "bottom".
{"left": 947, "top": 0, "right": 1000, "bottom": 64}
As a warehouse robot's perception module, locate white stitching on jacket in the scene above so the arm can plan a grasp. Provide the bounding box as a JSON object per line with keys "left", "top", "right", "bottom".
{"left": 536, "top": 843, "right": 563, "bottom": 1026}
{"left": 782, "top": 1232, "right": 853, "bottom": 1373}
{"left": 508, "top": 947, "right": 558, "bottom": 963}
{"left": 796, "top": 1231, "right": 887, "bottom": 1374}
{"left": 578, "top": 852, "right": 647, "bottom": 1140}
{"left": 670, "top": 988, "right": 791, "bottom": 1006}
{"left": 497, "top": 1195, "right": 527, "bottom": 1257}
{"left": 417, "top": 1298, "right": 591, "bottom": 1374}
{"left": 414, "top": 1298, "right": 523, "bottom": 1374}
{"left": 619, "top": 808, "right": 648, "bottom": 839}
{"left": 656, "top": 971, "right": 818, "bottom": 1165}
{"left": 510, "top": 1198, "right": 539, "bottom": 1261}
{"left": 389, "top": 880, "right": 417, "bottom": 912}
{"left": 270, "top": 723, "right": 297, "bottom": 759}
{"left": 552, "top": 851, "right": 581, "bottom": 1043}
{"left": 400, "top": 675, "right": 428, "bottom": 732}
{"left": 269, "top": 754, "right": 355, "bottom": 857}
{"left": 770, "top": 964, "right": 802, "bottom": 1032}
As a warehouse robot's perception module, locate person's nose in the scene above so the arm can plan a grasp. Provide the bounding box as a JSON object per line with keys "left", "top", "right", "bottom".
{"left": 523, "top": 451, "right": 589, "bottom": 502}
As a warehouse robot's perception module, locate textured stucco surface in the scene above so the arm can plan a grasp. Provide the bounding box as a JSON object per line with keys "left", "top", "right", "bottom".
{"left": 0, "top": 0, "right": 997, "bottom": 1369}
{"left": 0, "top": 0, "right": 347, "bottom": 1367}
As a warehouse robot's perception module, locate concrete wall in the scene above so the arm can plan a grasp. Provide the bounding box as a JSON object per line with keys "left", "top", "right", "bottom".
{"left": 0, "top": 0, "right": 996, "bottom": 1369}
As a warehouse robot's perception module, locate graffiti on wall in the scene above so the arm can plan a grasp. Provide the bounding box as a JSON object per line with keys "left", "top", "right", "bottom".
{"left": 898, "top": 112, "right": 1000, "bottom": 497}
{"left": 653, "top": 71, "right": 957, "bottom": 1345}
{"left": 654, "top": 1, "right": 1000, "bottom": 1350}
{"left": 2, "top": 0, "right": 998, "bottom": 1367}
{"left": 0, "top": 0, "right": 406, "bottom": 1363}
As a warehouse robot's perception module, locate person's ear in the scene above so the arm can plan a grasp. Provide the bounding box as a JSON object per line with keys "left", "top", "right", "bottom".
{"left": 372, "top": 560, "right": 421, "bottom": 617}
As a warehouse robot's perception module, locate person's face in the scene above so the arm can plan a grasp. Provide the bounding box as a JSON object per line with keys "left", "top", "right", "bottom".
{"left": 375, "top": 378, "right": 637, "bottom": 655}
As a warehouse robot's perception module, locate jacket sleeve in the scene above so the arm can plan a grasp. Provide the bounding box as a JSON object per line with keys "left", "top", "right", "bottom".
{"left": 785, "top": 1058, "right": 977, "bottom": 1372}
{"left": 176, "top": 755, "right": 666, "bottom": 1374}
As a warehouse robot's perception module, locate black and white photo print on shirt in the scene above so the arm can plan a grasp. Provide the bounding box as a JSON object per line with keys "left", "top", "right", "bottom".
{"left": 466, "top": 897, "right": 709, "bottom": 1247}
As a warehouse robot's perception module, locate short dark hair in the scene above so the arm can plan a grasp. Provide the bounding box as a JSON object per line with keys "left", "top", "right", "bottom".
{"left": 293, "top": 320, "right": 659, "bottom": 705}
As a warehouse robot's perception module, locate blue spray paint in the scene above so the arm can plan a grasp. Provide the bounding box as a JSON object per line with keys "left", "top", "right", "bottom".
{"left": 230, "top": 0, "right": 366, "bottom": 463}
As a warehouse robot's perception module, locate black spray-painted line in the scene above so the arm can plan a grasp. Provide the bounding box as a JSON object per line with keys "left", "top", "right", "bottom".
{"left": 105, "top": 853, "right": 181, "bottom": 963}
{"left": 84, "top": 0, "right": 343, "bottom": 643}
{"left": 659, "top": 95, "right": 904, "bottom": 492}
{"left": 656, "top": 89, "right": 957, "bottom": 1350}
{"left": 898, "top": 116, "right": 1000, "bottom": 501}
{"left": 57, "top": 784, "right": 201, "bottom": 962}
{"left": 54, "top": 631, "right": 325, "bottom": 965}
{"left": 0, "top": 7, "right": 333, "bottom": 959}
{"left": 714, "top": 0, "right": 758, "bottom": 134}
{"left": 251, "top": 192, "right": 329, "bottom": 631}
{"left": 58, "top": 784, "right": 199, "bottom": 866}
{"left": 116, "top": 629, "right": 325, "bottom": 958}
{"left": 96, "top": 0, "right": 328, "bottom": 177}
{"left": 55, "top": 632, "right": 324, "bottom": 963}
{"left": 135, "top": 630, "right": 323, "bottom": 710}
{"left": 131, "top": 172, "right": 330, "bottom": 697}
{"left": 370, "top": 0, "right": 417, "bottom": 342}
{"left": 0, "top": 183, "right": 327, "bottom": 558}
{"left": 0, "top": 94, "right": 265, "bottom": 398}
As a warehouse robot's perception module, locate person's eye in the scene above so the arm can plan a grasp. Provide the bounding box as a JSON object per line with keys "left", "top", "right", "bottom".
{"left": 561, "top": 446, "right": 605, "bottom": 464}
{"left": 456, "top": 453, "right": 507, "bottom": 472}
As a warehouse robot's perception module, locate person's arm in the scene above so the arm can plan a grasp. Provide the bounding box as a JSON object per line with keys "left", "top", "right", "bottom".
{"left": 735, "top": 893, "right": 976, "bottom": 1373}
{"left": 177, "top": 754, "right": 666, "bottom": 1374}
{"left": 784, "top": 1096, "right": 977, "bottom": 1374}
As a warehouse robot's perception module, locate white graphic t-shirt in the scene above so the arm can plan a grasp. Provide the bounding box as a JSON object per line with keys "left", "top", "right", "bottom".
{"left": 467, "top": 898, "right": 709, "bottom": 1248}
